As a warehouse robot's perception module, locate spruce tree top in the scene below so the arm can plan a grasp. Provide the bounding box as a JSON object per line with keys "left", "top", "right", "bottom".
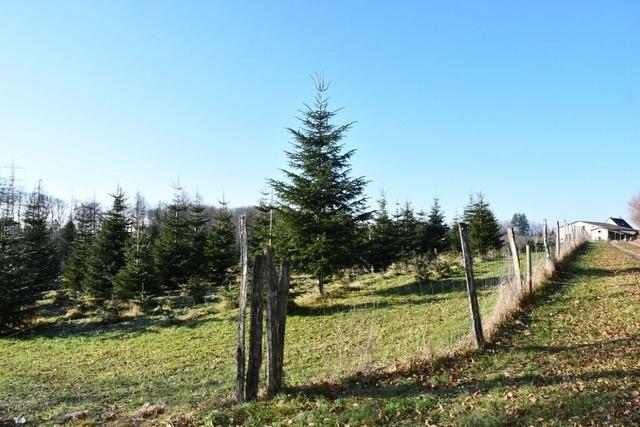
{"left": 270, "top": 77, "right": 369, "bottom": 285}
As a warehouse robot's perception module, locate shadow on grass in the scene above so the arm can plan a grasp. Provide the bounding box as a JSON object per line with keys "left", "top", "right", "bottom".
{"left": 372, "top": 276, "right": 501, "bottom": 299}
{"left": 6, "top": 312, "right": 217, "bottom": 341}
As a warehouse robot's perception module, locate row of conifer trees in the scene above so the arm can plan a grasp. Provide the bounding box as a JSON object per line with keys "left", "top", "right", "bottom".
{"left": 0, "top": 180, "right": 504, "bottom": 332}
{"left": 59, "top": 188, "right": 238, "bottom": 303}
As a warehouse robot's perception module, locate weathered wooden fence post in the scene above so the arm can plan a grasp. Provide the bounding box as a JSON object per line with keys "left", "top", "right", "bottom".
{"left": 276, "top": 261, "right": 290, "bottom": 382}
{"left": 506, "top": 228, "right": 522, "bottom": 292}
{"left": 555, "top": 221, "right": 561, "bottom": 260}
{"left": 526, "top": 244, "right": 532, "bottom": 294}
{"left": 267, "top": 255, "right": 290, "bottom": 397}
{"left": 458, "top": 223, "right": 484, "bottom": 349}
{"left": 245, "top": 254, "right": 267, "bottom": 401}
{"left": 235, "top": 214, "right": 248, "bottom": 403}
{"left": 543, "top": 219, "right": 551, "bottom": 261}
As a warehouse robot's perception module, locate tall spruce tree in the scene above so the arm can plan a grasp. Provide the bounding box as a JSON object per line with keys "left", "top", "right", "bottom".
{"left": 366, "top": 191, "right": 398, "bottom": 270}
{"left": 395, "top": 201, "right": 421, "bottom": 259}
{"left": 57, "top": 218, "right": 76, "bottom": 270}
{"left": 467, "top": 193, "right": 503, "bottom": 252}
{"left": 114, "top": 194, "right": 156, "bottom": 299}
{"left": 22, "top": 187, "right": 58, "bottom": 292}
{"left": 83, "top": 189, "right": 130, "bottom": 300}
{"left": 61, "top": 201, "right": 100, "bottom": 296}
{"left": 205, "top": 200, "right": 236, "bottom": 287}
{"left": 189, "top": 194, "right": 209, "bottom": 277}
{"left": 154, "top": 187, "right": 192, "bottom": 290}
{"left": 0, "top": 226, "right": 31, "bottom": 331}
{"left": 449, "top": 214, "right": 462, "bottom": 252}
{"left": 421, "top": 198, "right": 450, "bottom": 255}
{"left": 269, "top": 78, "right": 369, "bottom": 294}
{"left": 0, "top": 207, "right": 30, "bottom": 332}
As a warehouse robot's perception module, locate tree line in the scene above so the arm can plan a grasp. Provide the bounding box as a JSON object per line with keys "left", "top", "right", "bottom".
{"left": 1, "top": 77, "right": 514, "bottom": 331}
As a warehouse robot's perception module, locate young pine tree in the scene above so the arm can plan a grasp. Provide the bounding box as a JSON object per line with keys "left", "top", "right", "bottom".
{"left": 205, "top": 201, "right": 237, "bottom": 288}
{"left": 84, "top": 189, "right": 130, "bottom": 300}
{"left": 154, "top": 187, "right": 192, "bottom": 290}
{"left": 188, "top": 194, "right": 209, "bottom": 278}
{"left": 366, "top": 191, "right": 398, "bottom": 270}
{"left": 21, "top": 187, "right": 58, "bottom": 293}
{"left": 61, "top": 201, "right": 100, "bottom": 296}
{"left": 113, "top": 194, "right": 156, "bottom": 300}
{"left": 394, "top": 201, "right": 421, "bottom": 260}
{"left": 0, "top": 216, "right": 29, "bottom": 332}
{"left": 269, "top": 77, "right": 369, "bottom": 294}
{"left": 449, "top": 215, "right": 462, "bottom": 252}
{"left": 421, "top": 198, "right": 450, "bottom": 255}
{"left": 57, "top": 218, "right": 76, "bottom": 270}
{"left": 468, "top": 193, "right": 503, "bottom": 253}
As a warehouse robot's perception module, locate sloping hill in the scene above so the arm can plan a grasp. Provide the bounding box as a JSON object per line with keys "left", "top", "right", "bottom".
{"left": 209, "top": 243, "right": 640, "bottom": 426}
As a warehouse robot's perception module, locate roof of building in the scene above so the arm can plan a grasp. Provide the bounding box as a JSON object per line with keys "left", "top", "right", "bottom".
{"left": 570, "top": 220, "right": 638, "bottom": 233}
{"left": 609, "top": 217, "right": 633, "bottom": 228}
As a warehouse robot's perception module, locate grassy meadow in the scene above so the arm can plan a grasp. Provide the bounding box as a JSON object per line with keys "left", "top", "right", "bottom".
{"left": 0, "top": 252, "right": 539, "bottom": 425}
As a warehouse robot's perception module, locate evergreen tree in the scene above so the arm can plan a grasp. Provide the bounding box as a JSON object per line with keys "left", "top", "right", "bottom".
{"left": 189, "top": 194, "right": 209, "bottom": 277}
{"left": 114, "top": 194, "right": 156, "bottom": 299}
{"left": 154, "top": 187, "right": 192, "bottom": 290}
{"left": 57, "top": 218, "right": 76, "bottom": 270}
{"left": 467, "top": 193, "right": 503, "bottom": 252}
{"left": 449, "top": 214, "right": 462, "bottom": 252}
{"left": 366, "top": 191, "right": 398, "bottom": 269}
{"left": 0, "top": 216, "right": 30, "bottom": 332}
{"left": 269, "top": 77, "right": 369, "bottom": 294}
{"left": 462, "top": 194, "right": 476, "bottom": 224}
{"left": 395, "top": 201, "right": 421, "bottom": 259}
{"left": 22, "top": 187, "right": 58, "bottom": 292}
{"left": 61, "top": 201, "right": 100, "bottom": 295}
{"left": 83, "top": 189, "right": 130, "bottom": 300}
{"left": 248, "top": 189, "right": 274, "bottom": 260}
{"left": 511, "top": 213, "right": 530, "bottom": 236}
{"left": 421, "top": 198, "right": 450, "bottom": 255}
{"left": 205, "top": 200, "right": 237, "bottom": 287}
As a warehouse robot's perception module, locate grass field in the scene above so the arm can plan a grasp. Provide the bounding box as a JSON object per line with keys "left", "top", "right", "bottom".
{"left": 0, "top": 252, "right": 538, "bottom": 425}
{"left": 206, "top": 243, "right": 640, "bottom": 426}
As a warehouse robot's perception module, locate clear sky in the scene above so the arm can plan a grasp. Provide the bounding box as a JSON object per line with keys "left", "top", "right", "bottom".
{"left": 1, "top": 1, "right": 638, "bottom": 225}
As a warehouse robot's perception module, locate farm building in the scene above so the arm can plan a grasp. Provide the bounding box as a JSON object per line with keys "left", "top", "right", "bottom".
{"left": 559, "top": 218, "right": 639, "bottom": 242}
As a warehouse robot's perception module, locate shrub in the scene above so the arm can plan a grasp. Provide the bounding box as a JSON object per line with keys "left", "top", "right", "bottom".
{"left": 413, "top": 253, "right": 462, "bottom": 283}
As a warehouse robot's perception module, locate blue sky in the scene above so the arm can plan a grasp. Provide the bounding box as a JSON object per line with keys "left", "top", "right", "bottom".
{"left": 1, "top": 1, "right": 638, "bottom": 224}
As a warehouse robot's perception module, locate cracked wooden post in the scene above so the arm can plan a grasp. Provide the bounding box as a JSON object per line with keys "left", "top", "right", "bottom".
{"left": 246, "top": 253, "right": 267, "bottom": 401}
{"left": 267, "top": 255, "right": 290, "bottom": 397}
{"left": 458, "top": 223, "right": 484, "bottom": 349}
{"left": 555, "top": 221, "right": 561, "bottom": 261}
{"left": 235, "top": 214, "right": 248, "bottom": 403}
{"left": 277, "top": 261, "right": 290, "bottom": 382}
{"left": 507, "top": 228, "right": 522, "bottom": 292}
{"left": 526, "top": 244, "right": 533, "bottom": 294}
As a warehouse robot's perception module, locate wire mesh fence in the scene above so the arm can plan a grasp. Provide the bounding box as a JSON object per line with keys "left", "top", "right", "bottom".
{"left": 277, "top": 227, "right": 585, "bottom": 388}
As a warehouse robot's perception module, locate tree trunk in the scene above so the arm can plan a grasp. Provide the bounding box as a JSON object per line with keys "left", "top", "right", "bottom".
{"left": 318, "top": 272, "right": 324, "bottom": 295}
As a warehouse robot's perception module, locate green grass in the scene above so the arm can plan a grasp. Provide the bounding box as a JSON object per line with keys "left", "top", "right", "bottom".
{"left": 0, "top": 252, "right": 528, "bottom": 425}
{"left": 206, "top": 243, "right": 640, "bottom": 426}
